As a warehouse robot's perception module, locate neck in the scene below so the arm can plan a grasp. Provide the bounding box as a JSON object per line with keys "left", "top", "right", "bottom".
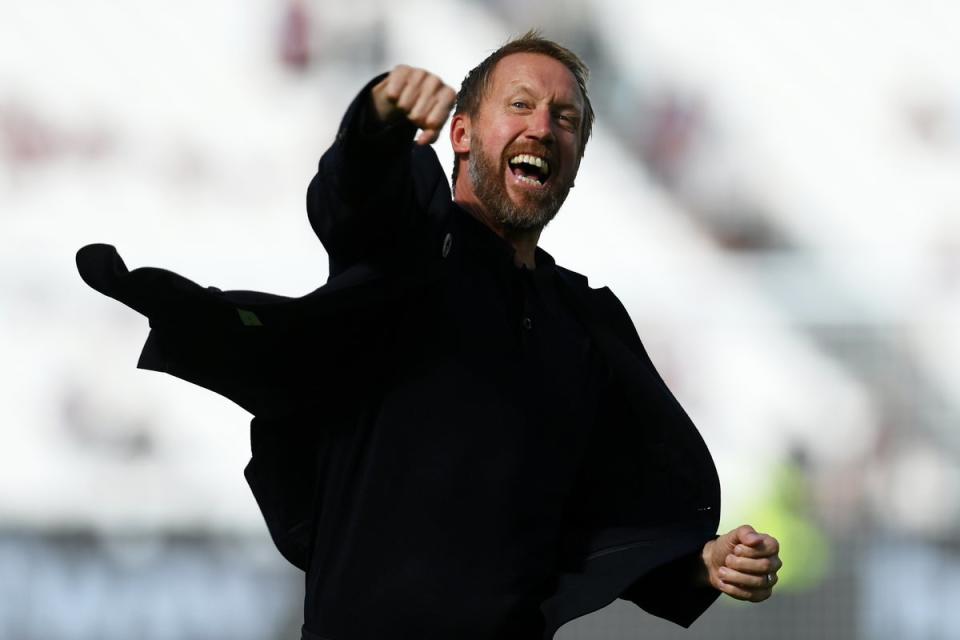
{"left": 455, "top": 197, "right": 542, "bottom": 269}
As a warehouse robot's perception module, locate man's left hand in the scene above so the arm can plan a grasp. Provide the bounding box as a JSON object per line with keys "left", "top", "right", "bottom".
{"left": 700, "top": 524, "right": 782, "bottom": 602}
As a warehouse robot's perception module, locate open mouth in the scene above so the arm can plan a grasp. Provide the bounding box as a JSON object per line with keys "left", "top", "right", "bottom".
{"left": 507, "top": 153, "right": 551, "bottom": 187}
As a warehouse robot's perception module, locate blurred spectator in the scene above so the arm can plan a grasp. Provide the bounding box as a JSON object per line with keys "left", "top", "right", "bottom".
{"left": 279, "top": 0, "right": 312, "bottom": 71}
{"left": 741, "top": 446, "right": 830, "bottom": 592}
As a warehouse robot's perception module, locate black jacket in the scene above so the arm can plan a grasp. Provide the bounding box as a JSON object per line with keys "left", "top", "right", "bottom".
{"left": 76, "top": 74, "right": 721, "bottom": 638}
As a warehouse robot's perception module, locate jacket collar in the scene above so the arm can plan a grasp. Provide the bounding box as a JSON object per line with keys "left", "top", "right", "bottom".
{"left": 450, "top": 202, "right": 558, "bottom": 275}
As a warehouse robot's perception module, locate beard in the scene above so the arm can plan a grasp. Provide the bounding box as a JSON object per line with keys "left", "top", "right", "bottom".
{"left": 467, "top": 134, "right": 573, "bottom": 233}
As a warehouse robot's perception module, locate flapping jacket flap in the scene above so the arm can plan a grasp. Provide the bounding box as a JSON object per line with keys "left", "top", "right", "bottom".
{"left": 76, "top": 243, "right": 417, "bottom": 418}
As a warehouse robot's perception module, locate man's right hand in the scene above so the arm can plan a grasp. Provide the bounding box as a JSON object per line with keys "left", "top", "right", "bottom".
{"left": 370, "top": 65, "right": 458, "bottom": 146}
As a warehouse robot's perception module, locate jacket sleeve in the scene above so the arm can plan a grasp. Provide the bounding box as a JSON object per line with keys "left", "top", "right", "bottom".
{"left": 307, "top": 73, "right": 452, "bottom": 278}
{"left": 619, "top": 539, "right": 722, "bottom": 627}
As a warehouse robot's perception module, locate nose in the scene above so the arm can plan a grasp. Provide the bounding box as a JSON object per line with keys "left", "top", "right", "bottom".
{"left": 524, "top": 106, "right": 555, "bottom": 145}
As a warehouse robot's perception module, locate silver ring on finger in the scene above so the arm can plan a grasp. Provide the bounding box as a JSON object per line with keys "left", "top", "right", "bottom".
{"left": 765, "top": 573, "right": 774, "bottom": 586}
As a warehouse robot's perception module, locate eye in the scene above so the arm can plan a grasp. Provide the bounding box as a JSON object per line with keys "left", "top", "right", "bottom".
{"left": 511, "top": 101, "right": 529, "bottom": 109}
{"left": 556, "top": 112, "right": 579, "bottom": 129}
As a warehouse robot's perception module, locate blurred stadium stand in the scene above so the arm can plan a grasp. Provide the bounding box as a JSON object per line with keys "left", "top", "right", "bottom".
{"left": 2, "top": 0, "right": 959, "bottom": 638}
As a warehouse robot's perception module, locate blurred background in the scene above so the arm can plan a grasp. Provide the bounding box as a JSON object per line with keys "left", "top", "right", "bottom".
{"left": 2, "top": 0, "right": 959, "bottom": 638}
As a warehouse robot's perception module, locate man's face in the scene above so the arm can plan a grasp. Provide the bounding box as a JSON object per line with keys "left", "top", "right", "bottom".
{"left": 466, "top": 53, "right": 584, "bottom": 232}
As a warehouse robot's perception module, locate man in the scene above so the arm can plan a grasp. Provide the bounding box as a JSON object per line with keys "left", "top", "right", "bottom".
{"left": 77, "top": 32, "right": 781, "bottom": 640}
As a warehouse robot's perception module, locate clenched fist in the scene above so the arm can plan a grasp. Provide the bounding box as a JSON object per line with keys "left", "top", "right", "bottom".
{"left": 371, "top": 65, "right": 458, "bottom": 145}
{"left": 701, "top": 524, "right": 782, "bottom": 602}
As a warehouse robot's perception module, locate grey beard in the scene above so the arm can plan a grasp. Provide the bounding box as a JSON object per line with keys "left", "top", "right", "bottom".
{"left": 467, "top": 145, "right": 570, "bottom": 233}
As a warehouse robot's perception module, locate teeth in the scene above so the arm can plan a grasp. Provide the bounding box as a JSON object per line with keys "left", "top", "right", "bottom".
{"left": 509, "top": 154, "right": 550, "bottom": 176}
{"left": 516, "top": 174, "right": 541, "bottom": 186}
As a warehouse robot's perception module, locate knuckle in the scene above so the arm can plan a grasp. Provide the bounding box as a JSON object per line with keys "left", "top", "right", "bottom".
{"left": 385, "top": 79, "right": 403, "bottom": 98}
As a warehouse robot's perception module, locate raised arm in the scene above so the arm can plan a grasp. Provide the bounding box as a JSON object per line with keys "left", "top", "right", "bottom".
{"left": 308, "top": 66, "right": 457, "bottom": 277}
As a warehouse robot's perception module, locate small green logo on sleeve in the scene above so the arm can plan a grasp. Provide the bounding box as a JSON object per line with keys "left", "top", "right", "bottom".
{"left": 236, "top": 309, "right": 263, "bottom": 327}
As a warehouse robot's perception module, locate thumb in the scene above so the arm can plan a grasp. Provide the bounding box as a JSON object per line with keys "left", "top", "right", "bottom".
{"left": 736, "top": 524, "right": 763, "bottom": 546}
{"left": 415, "top": 128, "right": 439, "bottom": 145}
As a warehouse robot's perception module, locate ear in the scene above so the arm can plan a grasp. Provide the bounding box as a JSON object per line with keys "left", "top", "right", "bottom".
{"left": 450, "top": 113, "right": 471, "bottom": 153}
